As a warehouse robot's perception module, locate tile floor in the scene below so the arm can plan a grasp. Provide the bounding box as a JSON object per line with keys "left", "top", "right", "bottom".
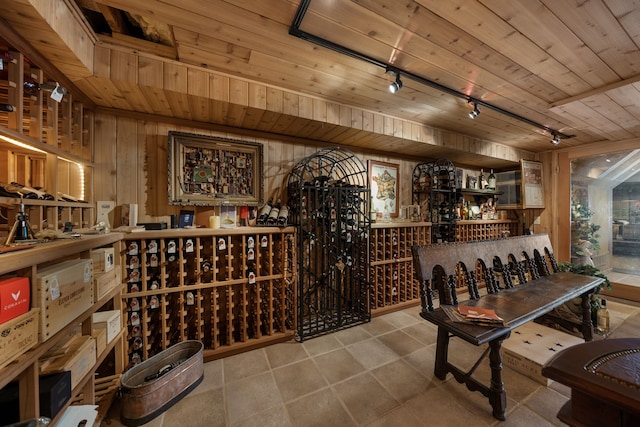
{"left": 103, "top": 299, "right": 640, "bottom": 427}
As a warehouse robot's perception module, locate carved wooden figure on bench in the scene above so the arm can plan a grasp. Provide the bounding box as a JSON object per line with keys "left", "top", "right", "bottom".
{"left": 412, "top": 234, "right": 604, "bottom": 420}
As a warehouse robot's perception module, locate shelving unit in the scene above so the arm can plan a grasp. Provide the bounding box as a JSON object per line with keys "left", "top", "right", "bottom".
{"left": 369, "top": 222, "right": 431, "bottom": 315}
{"left": 0, "top": 233, "right": 124, "bottom": 424}
{"left": 456, "top": 220, "right": 519, "bottom": 241}
{"left": 0, "top": 196, "right": 93, "bottom": 234}
{"left": 1, "top": 46, "right": 94, "bottom": 235}
{"left": 120, "top": 227, "right": 296, "bottom": 363}
{"left": 287, "top": 147, "right": 371, "bottom": 341}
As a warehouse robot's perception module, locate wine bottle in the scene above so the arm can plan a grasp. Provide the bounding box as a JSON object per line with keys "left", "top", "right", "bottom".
{"left": 266, "top": 198, "right": 281, "bottom": 225}
{"left": 596, "top": 298, "right": 610, "bottom": 334}
{"left": 277, "top": 204, "right": 289, "bottom": 226}
{"left": 478, "top": 169, "right": 486, "bottom": 189}
{"left": 0, "top": 70, "right": 41, "bottom": 96}
{"left": 256, "top": 197, "right": 273, "bottom": 225}
{"left": 488, "top": 169, "right": 496, "bottom": 190}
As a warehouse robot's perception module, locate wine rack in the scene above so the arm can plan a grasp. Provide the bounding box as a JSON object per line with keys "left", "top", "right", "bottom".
{"left": 456, "top": 220, "right": 519, "bottom": 242}
{"left": 287, "top": 147, "right": 371, "bottom": 341}
{"left": 369, "top": 222, "right": 432, "bottom": 315}
{"left": 412, "top": 159, "right": 457, "bottom": 243}
{"left": 120, "top": 227, "right": 296, "bottom": 363}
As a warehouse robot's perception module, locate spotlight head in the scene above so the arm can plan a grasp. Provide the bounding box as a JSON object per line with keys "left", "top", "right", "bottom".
{"left": 389, "top": 73, "right": 403, "bottom": 93}
{"left": 550, "top": 134, "right": 561, "bottom": 146}
{"left": 468, "top": 101, "right": 480, "bottom": 119}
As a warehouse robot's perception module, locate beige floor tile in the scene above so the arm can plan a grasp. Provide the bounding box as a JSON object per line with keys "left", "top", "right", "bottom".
{"left": 272, "top": 358, "right": 328, "bottom": 402}
{"left": 286, "top": 387, "right": 356, "bottom": 427}
{"left": 492, "top": 405, "right": 555, "bottom": 427}
{"left": 230, "top": 405, "right": 293, "bottom": 427}
{"left": 403, "top": 386, "right": 491, "bottom": 426}
{"left": 380, "top": 310, "right": 422, "bottom": 329}
{"left": 376, "top": 329, "right": 426, "bottom": 356}
{"left": 402, "top": 345, "right": 438, "bottom": 380}
{"left": 346, "top": 337, "right": 400, "bottom": 370}
{"left": 223, "top": 348, "right": 270, "bottom": 384}
{"left": 302, "top": 333, "right": 343, "bottom": 357}
{"left": 363, "top": 404, "right": 424, "bottom": 426}
{"left": 225, "top": 371, "right": 283, "bottom": 425}
{"left": 360, "top": 316, "right": 397, "bottom": 336}
{"left": 398, "top": 321, "right": 438, "bottom": 345}
{"left": 313, "top": 347, "right": 366, "bottom": 384}
{"left": 162, "top": 388, "right": 226, "bottom": 427}
{"left": 370, "top": 359, "right": 429, "bottom": 402}
{"left": 332, "top": 372, "right": 399, "bottom": 425}
{"left": 333, "top": 325, "right": 373, "bottom": 346}
{"left": 264, "top": 340, "right": 309, "bottom": 369}
{"left": 522, "top": 387, "right": 569, "bottom": 426}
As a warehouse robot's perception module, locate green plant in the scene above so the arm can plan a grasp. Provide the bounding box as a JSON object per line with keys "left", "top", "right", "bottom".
{"left": 570, "top": 202, "right": 601, "bottom": 258}
{"left": 557, "top": 262, "right": 612, "bottom": 311}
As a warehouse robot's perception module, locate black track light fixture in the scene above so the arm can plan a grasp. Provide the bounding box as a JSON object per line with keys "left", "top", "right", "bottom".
{"left": 550, "top": 133, "right": 561, "bottom": 146}
{"left": 468, "top": 100, "right": 480, "bottom": 119}
{"left": 389, "top": 72, "right": 403, "bottom": 94}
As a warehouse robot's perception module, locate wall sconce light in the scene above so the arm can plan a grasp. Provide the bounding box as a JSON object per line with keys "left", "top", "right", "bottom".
{"left": 389, "top": 73, "right": 403, "bottom": 93}
{"left": 468, "top": 100, "right": 480, "bottom": 119}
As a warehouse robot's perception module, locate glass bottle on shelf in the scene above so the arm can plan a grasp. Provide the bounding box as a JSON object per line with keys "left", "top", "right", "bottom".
{"left": 479, "top": 169, "right": 487, "bottom": 189}
{"left": 488, "top": 169, "right": 496, "bottom": 190}
{"left": 277, "top": 203, "right": 290, "bottom": 226}
{"left": 256, "top": 197, "right": 273, "bottom": 225}
{"left": 266, "top": 198, "right": 281, "bottom": 225}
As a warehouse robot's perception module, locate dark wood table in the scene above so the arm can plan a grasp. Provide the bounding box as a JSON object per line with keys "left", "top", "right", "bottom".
{"left": 420, "top": 272, "right": 604, "bottom": 420}
{"left": 542, "top": 337, "right": 640, "bottom": 427}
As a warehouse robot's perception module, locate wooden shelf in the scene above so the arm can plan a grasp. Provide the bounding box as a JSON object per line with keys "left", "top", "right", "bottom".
{"left": 0, "top": 234, "right": 125, "bottom": 422}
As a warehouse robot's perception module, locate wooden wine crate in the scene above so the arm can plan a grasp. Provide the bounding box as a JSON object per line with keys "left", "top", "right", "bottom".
{"left": 40, "top": 334, "right": 97, "bottom": 390}
{"left": 92, "top": 310, "right": 121, "bottom": 343}
{"left": 92, "top": 247, "right": 115, "bottom": 273}
{"left": 94, "top": 267, "right": 122, "bottom": 302}
{"left": 93, "top": 327, "right": 107, "bottom": 356}
{"left": 35, "top": 258, "right": 94, "bottom": 342}
{"left": 0, "top": 308, "right": 39, "bottom": 369}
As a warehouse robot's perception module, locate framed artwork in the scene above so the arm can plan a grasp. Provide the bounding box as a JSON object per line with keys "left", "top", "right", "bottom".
{"left": 168, "top": 132, "right": 264, "bottom": 206}
{"left": 369, "top": 160, "right": 399, "bottom": 217}
{"left": 521, "top": 160, "right": 544, "bottom": 208}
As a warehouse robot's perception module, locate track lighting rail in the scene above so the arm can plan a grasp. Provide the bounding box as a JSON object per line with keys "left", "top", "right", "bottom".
{"left": 289, "top": 0, "right": 572, "bottom": 143}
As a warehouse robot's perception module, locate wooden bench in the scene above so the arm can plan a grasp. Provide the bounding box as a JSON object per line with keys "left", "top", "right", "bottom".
{"left": 412, "top": 234, "right": 604, "bottom": 420}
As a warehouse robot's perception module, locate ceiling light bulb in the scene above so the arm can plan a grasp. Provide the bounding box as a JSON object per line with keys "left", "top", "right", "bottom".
{"left": 389, "top": 73, "right": 403, "bottom": 93}
{"left": 468, "top": 101, "right": 480, "bottom": 119}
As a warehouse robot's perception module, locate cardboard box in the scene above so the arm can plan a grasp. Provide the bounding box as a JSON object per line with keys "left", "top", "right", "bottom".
{"left": 40, "top": 335, "right": 96, "bottom": 390}
{"left": 0, "top": 308, "right": 39, "bottom": 369}
{"left": 0, "top": 277, "right": 30, "bottom": 324}
{"left": 0, "top": 371, "right": 71, "bottom": 423}
{"left": 35, "top": 258, "right": 94, "bottom": 342}
{"left": 502, "top": 321, "right": 584, "bottom": 385}
{"left": 91, "top": 247, "right": 115, "bottom": 273}
{"left": 94, "top": 267, "right": 122, "bottom": 302}
{"left": 93, "top": 310, "right": 121, "bottom": 343}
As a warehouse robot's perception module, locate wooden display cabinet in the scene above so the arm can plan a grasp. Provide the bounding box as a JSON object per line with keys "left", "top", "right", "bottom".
{"left": 0, "top": 233, "right": 125, "bottom": 425}
{"left": 120, "top": 227, "right": 296, "bottom": 363}
{"left": 370, "top": 222, "right": 432, "bottom": 315}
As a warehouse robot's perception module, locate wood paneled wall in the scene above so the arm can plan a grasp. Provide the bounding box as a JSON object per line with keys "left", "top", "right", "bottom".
{"left": 93, "top": 112, "right": 421, "bottom": 226}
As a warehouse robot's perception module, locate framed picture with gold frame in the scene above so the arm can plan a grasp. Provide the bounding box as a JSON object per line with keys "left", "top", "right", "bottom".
{"left": 369, "top": 160, "right": 399, "bottom": 217}
{"left": 168, "top": 132, "right": 263, "bottom": 206}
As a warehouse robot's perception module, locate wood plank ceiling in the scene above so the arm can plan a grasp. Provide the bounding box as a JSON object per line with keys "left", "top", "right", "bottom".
{"left": 1, "top": 0, "right": 640, "bottom": 169}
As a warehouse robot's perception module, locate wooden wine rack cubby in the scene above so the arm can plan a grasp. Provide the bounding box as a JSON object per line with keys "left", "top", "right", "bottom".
{"left": 370, "top": 222, "right": 432, "bottom": 315}
{"left": 120, "top": 227, "right": 296, "bottom": 363}
{"left": 456, "top": 220, "right": 519, "bottom": 242}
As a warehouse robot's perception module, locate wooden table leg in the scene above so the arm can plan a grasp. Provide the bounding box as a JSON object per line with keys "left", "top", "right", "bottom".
{"left": 434, "top": 327, "right": 450, "bottom": 380}
{"left": 580, "top": 292, "right": 594, "bottom": 341}
{"left": 488, "top": 338, "right": 507, "bottom": 421}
